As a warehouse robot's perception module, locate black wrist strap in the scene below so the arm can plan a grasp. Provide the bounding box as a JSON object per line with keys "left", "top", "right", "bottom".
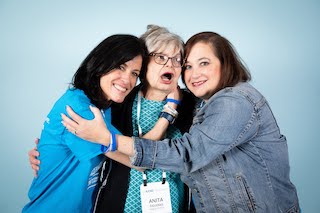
{"left": 159, "top": 111, "right": 176, "bottom": 124}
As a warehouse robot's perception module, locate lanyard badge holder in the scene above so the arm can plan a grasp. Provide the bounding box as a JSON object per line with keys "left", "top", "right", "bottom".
{"left": 137, "top": 91, "right": 172, "bottom": 212}
{"left": 140, "top": 171, "right": 173, "bottom": 213}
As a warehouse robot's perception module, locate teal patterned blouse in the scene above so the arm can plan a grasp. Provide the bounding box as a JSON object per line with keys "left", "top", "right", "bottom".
{"left": 123, "top": 93, "right": 185, "bottom": 213}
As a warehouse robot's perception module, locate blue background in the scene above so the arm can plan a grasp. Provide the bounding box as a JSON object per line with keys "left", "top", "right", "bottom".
{"left": 1, "top": 0, "right": 319, "bottom": 212}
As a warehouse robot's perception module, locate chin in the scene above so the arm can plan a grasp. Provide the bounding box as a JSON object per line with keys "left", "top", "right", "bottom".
{"left": 113, "top": 99, "right": 125, "bottom": 104}
{"left": 111, "top": 96, "right": 125, "bottom": 104}
{"left": 191, "top": 91, "right": 205, "bottom": 99}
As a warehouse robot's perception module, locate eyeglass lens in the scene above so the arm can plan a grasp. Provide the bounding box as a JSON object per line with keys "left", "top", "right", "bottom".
{"left": 153, "top": 54, "right": 182, "bottom": 67}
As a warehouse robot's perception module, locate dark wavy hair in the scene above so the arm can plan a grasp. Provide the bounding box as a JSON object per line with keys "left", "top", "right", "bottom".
{"left": 183, "top": 32, "right": 251, "bottom": 93}
{"left": 72, "top": 34, "right": 148, "bottom": 109}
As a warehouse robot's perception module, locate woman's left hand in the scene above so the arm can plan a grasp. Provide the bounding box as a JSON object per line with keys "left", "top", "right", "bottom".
{"left": 168, "top": 85, "right": 182, "bottom": 101}
{"left": 61, "top": 105, "right": 110, "bottom": 145}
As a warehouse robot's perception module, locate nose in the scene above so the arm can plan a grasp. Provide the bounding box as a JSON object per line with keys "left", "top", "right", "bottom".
{"left": 121, "top": 70, "right": 131, "bottom": 84}
{"left": 190, "top": 67, "right": 201, "bottom": 79}
{"left": 164, "top": 58, "right": 174, "bottom": 67}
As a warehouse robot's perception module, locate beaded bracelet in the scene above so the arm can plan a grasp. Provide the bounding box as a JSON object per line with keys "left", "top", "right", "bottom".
{"left": 163, "top": 104, "right": 178, "bottom": 117}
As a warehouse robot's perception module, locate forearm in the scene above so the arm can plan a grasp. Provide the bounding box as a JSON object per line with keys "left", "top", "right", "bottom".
{"left": 142, "top": 117, "right": 169, "bottom": 140}
{"left": 105, "top": 151, "right": 145, "bottom": 172}
{"left": 132, "top": 136, "right": 186, "bottom": 174}
{"left": 142, "top": 102, "right": 178, "bottom": 140}
{"left": 114, "top": 135, "right": 136, "bottom": 156}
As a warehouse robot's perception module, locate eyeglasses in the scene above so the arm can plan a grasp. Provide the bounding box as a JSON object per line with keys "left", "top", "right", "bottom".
{"left": 149, "top": 53, "right": 183, "bottom": 67}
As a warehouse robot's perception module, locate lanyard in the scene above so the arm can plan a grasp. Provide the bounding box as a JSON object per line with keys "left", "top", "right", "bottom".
{"left": 137, "top": 90, "right": 168, "bottom": 185}
{"left": 137, "top": 90, "right": 143, "bottom": 137}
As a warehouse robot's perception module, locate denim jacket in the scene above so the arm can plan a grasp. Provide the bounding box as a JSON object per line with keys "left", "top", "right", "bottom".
{"left": 132, "top": 82, "right": 299, "bottom": 213}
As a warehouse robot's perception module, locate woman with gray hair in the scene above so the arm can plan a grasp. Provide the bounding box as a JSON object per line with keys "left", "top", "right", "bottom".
{"left": 97, "top": 25, "right": 197, "bottom": 213}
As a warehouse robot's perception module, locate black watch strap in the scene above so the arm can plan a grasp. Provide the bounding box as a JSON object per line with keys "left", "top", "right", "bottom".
{"left": 159, "top": 111, "right": 176, "bottom": 124}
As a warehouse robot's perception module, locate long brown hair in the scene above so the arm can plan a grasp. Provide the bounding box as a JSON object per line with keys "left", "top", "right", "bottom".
{"left": 183, "top": 32, "right": 251, "bottom": 93}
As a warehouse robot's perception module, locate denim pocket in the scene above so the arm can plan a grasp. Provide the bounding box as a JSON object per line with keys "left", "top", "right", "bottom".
{"left": 235, "top": 174, "right": 256, "bottom": 213}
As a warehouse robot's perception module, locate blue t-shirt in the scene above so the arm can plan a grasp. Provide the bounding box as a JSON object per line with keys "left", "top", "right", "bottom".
{"left": 23, "top": 89, "right": 120, "bottom": 213}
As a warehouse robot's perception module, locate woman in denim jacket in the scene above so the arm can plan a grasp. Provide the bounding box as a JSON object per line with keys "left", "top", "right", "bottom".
{"left": 63, "top": 32, "right": 300, "bottom": 212}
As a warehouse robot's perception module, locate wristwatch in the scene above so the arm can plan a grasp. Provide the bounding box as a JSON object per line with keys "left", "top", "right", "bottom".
{"left": 159, "top": 111, "right": 176, "bottom": 124}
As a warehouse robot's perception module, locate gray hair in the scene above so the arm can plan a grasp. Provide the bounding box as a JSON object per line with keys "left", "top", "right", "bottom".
{"left": 140, "top": 25, "right": 184, "bottom": 56}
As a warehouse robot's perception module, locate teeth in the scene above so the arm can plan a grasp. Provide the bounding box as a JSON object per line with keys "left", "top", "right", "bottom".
{"left": 192, "top": 81, "right": 205, "bottom": 87}
{"left": 114, "top": 84, "right": 126, "bottom": 92}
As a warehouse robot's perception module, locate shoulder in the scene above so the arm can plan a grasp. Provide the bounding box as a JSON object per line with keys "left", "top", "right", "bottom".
{"left": 210, "top": 82, "right": 264, "bottom": 107}
{"left": 58, "top": 89, "right": 95, "bottom": 119}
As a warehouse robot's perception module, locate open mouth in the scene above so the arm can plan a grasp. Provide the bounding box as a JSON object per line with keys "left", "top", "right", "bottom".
{"left": 113, "top": 84, "right": 127, "bottom": 92}
{"left": 161, "top": 72, "right": 173, "bottom": 81}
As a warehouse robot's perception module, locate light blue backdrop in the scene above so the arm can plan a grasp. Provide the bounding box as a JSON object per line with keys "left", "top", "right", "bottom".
{"left": 1, "top": 0, "right": 319, "bottom": 212}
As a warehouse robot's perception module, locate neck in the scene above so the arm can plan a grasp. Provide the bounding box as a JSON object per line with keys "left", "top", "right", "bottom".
{"left": 142, "top": 87, "right": 167, "bottom": 101}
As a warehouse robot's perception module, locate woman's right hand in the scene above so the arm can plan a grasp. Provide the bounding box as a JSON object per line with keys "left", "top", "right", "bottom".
{"left": 28, "top": 138, "right": 40, "bottom": 177}
{"left": 166, "top": 86, "right": 182, "bottom": 109}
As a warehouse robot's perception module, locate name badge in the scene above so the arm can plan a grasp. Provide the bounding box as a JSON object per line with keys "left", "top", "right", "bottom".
{"left": 140, "top": 181, "right": 172, "bottom": 213}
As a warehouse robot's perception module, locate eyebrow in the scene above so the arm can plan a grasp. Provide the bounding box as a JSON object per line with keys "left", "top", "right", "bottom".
{"left": 158, "top": 52, "right": 181, "bottom": 58}
{"left": 185, "top": 57, "right": 210, "bottom": 63}
{"left": 122, "top": 62, "right": 140, "bottom": 72}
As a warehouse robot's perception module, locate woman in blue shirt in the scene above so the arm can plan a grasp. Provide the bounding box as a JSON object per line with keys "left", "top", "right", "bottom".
{"left": 62, "top": 32, "right": 300, "bottom": 212}
{"left": 23, "top": 34, "right": 148, "bottom": 213}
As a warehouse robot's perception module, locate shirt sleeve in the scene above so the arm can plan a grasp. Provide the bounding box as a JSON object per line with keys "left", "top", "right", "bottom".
{"left": 63, "top": 104, "right": 123, "bottom": 161}
{"left": 133, "top": 91, "right": 260, "bottom": 174}
{"left": 63, "top": 105, "right": 104, "bottom": 162}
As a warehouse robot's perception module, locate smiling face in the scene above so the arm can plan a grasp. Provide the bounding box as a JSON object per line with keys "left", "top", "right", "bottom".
{"left": 184, "top": 42, "right": 221, "bottom": 101}
{"left": 100, "top": 55, "right": 143, "bottom": 103}
{"left": 145, "top": 44, "right": 182, "bottom": 98}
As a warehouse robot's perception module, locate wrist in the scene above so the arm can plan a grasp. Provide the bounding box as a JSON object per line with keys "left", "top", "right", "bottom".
{"left": 166, "top": 98, "right": 181, "bottom": 106}
{"left": 159, "top": 111, "right": 176, "bottom": 124}
{"left": 163, "top": 104, "right": 178, "bottom": 117}
{"left": 100, "top": 130, "right": 111, "bottom": 146}
{"left": 165, "top": 101, "right": 178, "bottom": 109}
{"left": 100, "top": 131, "right": 117, "bottom": 153}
